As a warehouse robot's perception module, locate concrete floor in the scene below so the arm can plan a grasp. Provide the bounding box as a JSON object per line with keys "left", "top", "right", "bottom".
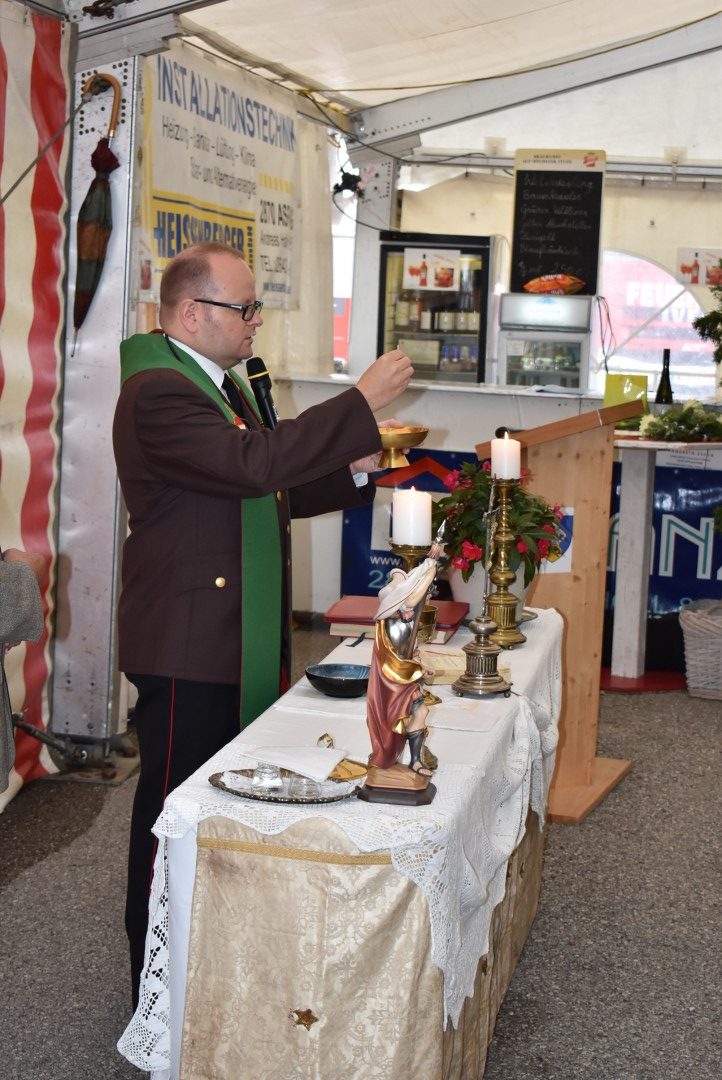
{"left": 0, "top": 621, "right": 720, "bottom": 1079}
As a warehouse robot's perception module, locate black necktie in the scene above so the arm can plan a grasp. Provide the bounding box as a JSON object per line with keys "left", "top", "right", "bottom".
{"left": 222, "top": 374, "right": 248, "bottom": 420}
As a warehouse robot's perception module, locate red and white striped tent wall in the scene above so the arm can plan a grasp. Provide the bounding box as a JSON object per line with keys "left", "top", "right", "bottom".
{"left": 0, "top": 0, "right": 70, "bottom": 808}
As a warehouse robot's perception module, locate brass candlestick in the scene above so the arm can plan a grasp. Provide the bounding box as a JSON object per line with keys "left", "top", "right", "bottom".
{"left": 452, "top": 613, "right": 511, "bottom": 698}
{"left": 388, "top": 541, "right": 438, "bottom": 644}
{"left": 485, "top": 478, "right": 526, "bottom": 648}
{"left": 388, "top": 542, "right": 428, "bottom": 574}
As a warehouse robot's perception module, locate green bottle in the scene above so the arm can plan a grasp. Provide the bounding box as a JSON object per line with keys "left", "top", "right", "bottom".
{"left": 655, "top": 349, "right": 673, "bottom": 405}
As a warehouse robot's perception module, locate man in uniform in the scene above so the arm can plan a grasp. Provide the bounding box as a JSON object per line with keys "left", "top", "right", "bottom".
{"left": 113, "top": 241, "right": 414, "bottom": 1003}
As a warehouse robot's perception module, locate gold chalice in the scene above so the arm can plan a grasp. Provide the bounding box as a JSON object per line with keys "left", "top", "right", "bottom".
{"left": 378, "top": 426, "right": 429, "bottom": 469}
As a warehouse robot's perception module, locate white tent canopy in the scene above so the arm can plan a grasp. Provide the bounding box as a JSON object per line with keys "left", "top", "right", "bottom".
{"left": 72, "top": 1, "right": 722, "bottom": 171}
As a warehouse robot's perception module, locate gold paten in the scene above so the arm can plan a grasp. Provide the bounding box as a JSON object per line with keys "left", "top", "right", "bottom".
{"left": 329, "top": 758, "right": 368, "bottom": 781}
{"left": 378, "top": 425, "right": 428, "bottom": 469}
{"left": 290, "top": 1008, "right": 319, "bottom": 1030}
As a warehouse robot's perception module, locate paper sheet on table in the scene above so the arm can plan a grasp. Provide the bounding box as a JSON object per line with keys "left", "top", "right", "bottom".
{"left": 230, "top": 743, "right": 347, "bottom": 782}
{"left": 419, "top": 647, "right": 466, "bottom": 684}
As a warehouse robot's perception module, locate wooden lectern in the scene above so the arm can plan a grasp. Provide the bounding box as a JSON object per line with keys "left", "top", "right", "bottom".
{"left": 476, "top": 401, "right": 643, "bottom": 824}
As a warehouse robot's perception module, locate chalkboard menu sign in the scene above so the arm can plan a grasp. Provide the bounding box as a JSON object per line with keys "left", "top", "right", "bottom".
{"left": 510, "top": 149, "right": 605, "bottom": 297}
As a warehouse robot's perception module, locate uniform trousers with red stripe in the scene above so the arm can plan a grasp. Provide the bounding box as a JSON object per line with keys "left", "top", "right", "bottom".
{"left": 125, "top": 673, "right": 241, "bottom": 1008}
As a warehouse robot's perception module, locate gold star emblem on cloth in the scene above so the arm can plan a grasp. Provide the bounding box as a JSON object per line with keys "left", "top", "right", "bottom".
{"left": 290, "top": 1008, "right": 319, "bottom": 1030}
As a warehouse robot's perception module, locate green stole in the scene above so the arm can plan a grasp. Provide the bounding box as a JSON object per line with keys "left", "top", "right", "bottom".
{"left": 119, "top": 332, "right": 283, "bottom": 728}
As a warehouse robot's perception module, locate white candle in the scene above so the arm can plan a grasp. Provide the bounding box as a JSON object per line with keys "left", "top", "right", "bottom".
{"left": 490, "top": 433, "right": 521, "bottom": 478}
{"left": 392, "top": 488, "right": 432, "bottom": 546}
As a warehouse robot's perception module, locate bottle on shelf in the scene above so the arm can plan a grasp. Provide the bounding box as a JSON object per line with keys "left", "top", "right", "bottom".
{"left": 420, "top": 308, "right": 432, "bottom": 332}
{"left": 456, "top": 260, "right": 472, "bottom": 331}
{"left": 395, "top": 289, "right": 410, "bottom": 329}
{"left": 448, "top": 345, "right": 461, "bottom": 374}
{"left": 438, "top": 306, "right": 455, "bottom": 332}
{"left": 654, "top": 348, "right": 674, "bottom": 405}
{"left": 468, "top": 267, "right": 482, "bottom": 332}
{"left": 455, "top": 289, "right": 470, "bottom": 331}
{"left": 408, "top": 290, "right": 423, "bottom": 331}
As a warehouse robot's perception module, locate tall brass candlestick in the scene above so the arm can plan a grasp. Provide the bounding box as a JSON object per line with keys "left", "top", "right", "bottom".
{"left": 485, "top": 478, "right": 526, "bottom": 648}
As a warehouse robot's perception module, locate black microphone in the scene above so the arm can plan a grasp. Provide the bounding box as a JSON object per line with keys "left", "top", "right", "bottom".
{"left": 246, "top": 356, "right": 279, "bottom": 430}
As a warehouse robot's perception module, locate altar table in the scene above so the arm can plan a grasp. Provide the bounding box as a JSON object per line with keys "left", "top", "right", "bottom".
{"left": 118, "top": 609, "right": 563, "bottom": 1079}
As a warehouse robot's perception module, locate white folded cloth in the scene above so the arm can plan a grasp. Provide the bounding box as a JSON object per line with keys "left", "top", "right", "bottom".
{"left": 231, "top": 743, "right": 347, "bottom": 782}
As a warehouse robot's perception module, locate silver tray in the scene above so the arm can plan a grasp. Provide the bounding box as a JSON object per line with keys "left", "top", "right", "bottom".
{"left": 209, "top": 768, "right": 361, "bottom": 805}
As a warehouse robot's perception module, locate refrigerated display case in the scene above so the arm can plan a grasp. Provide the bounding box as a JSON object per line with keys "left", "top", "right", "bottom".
{"left": 496, "top": 293, "right": 593, "bottom": 389}
{"left": 378, "top": 231, "right": 492, "bottom": 383}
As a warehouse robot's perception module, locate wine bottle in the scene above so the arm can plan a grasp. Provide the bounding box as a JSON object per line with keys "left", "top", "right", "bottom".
{"left": 655, "top": 348, "right": 673, "bottom": 405}
{"left": 408, "top": 290, "right": 422, "bottom": 331}
{"left": 395, "top": 289, "right": 410, "bottom": 329}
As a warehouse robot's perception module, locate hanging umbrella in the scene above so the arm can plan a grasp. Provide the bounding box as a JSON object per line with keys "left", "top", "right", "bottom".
{"left": 72, "top": 72, "right": 122, "bottom": 354}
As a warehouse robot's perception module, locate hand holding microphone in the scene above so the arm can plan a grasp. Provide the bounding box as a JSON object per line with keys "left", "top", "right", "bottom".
{"left": 246, "top": 357, "right": 279, "bottom": 429}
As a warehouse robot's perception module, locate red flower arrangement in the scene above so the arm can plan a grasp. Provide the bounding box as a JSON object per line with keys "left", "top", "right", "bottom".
{"left": 432, "top": 461, "right": 565, "bottom": 586}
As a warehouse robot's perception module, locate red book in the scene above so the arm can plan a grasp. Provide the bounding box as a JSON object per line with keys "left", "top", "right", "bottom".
{"left": 324, "top": 595, "right": 469, "bottom": 628}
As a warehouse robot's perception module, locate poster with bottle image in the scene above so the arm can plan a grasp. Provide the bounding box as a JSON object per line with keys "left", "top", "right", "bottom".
{"left": 402, "top": 248, "right": 460, "bottom": 291}
{"left": 676, "top": 247, "right": 722, "bottom": 287}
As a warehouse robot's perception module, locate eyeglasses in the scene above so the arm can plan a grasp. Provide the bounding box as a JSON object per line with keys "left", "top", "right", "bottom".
{"left": 193, "top": 298, "right": 264, "bottom": 322}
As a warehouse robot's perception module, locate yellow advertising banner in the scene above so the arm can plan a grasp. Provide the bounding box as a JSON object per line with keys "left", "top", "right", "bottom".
{"left": 140, "top": 43, "right": 300, "bottom": 307}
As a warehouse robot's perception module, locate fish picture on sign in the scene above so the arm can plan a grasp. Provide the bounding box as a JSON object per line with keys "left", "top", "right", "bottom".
{"left": 523, "top": 274, "right": 586, "bottom": 295}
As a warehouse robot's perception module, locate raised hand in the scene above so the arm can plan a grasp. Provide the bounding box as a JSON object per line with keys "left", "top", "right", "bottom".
{"left": 356, "top": 349, "right": 413, "bottom": 412}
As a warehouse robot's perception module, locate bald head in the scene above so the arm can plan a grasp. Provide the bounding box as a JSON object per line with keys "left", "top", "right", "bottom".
{"left": 158, "top": 243, "right": 262, "bottom": 369}
{"left": 159, "top": 242, "right": 246, "bottom": 315}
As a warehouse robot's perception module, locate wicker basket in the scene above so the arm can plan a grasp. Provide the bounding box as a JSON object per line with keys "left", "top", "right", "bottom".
{"left": 679, "top": 599, "right": 722, "bottom": 700}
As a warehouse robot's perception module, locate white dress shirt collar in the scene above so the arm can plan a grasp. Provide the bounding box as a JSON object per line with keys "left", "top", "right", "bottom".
{"left": 166, "top": 335, "right": 240, "bottom": 394}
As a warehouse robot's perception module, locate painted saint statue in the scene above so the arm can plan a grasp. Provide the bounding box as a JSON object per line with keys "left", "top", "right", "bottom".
{"left": 359, "top": 542, "right": 442, "bottom": 806}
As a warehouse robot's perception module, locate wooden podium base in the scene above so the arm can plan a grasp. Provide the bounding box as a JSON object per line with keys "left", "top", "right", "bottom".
{"left": 547, "top": 756, "right": 632, "bottom": 824}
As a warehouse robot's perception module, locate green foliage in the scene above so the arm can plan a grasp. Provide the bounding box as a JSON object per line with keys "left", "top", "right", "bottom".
{"left": 431, "top": 460, "right": 564, "bottom": 587}
{"left": 639, "top": 401, "right": 722, "bottom": 442}
{"left": 692, "top": 261, "right": 722, "bottom": 365}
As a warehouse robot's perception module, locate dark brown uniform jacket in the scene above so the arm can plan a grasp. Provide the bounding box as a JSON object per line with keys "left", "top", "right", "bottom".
{"left": 113, "top": 368, "right": 380, "bottom": 684}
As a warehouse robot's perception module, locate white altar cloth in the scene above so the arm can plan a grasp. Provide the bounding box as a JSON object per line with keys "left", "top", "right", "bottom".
{"left": 118, "top": 608, "right": 562, "bottom": 1078}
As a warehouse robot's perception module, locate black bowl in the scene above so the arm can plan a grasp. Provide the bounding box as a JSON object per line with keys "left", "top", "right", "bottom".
{"left": 305, "top": 663, "right": 370, "bottom": 698}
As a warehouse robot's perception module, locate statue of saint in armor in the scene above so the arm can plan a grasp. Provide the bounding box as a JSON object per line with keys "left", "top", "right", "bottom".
{"left": 360, "top": 544, "right": 442, "bottom": 806}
